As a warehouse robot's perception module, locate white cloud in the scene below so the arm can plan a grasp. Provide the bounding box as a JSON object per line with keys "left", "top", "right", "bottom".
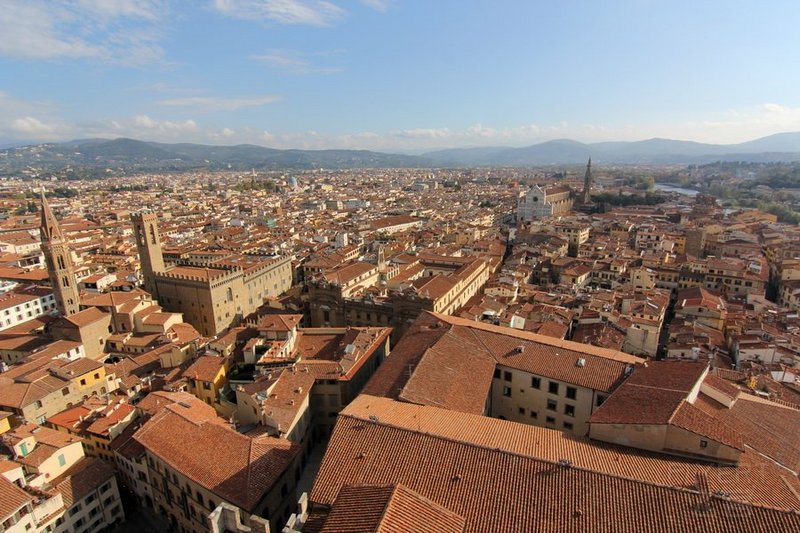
{"left": 646, "top": 103, "right": 800, "bottom": 144}
{"left": 2, "top": 101, "right": 800, "bottom": 151}
{"left": 157, "top": 95, "right": 282, "bottom": 112}
{"left": 0, "top": 92, "right": 55, "bottom": 117}
{"left": 361, "top": 0, "right": 389, "bottom": 12}
{"left": 0, "top": 2, "right": 100, "bottom": 60}
{"left": 11, "top": 117, "right": 61, "bottom": 135}
{"left": 212, "top": 0, "right": 344, "bottom": 26}
{"left": 0, "top": 0, "right": 166, "bottom": 64}
{"left": 252, "top": 49, "right": 344, "bottom": 74}
{"left": 80, "top": 115, "right": 200, "bottom": 140}
{"left": 395, "top": 128, "right": 452, "bottom": 139}
{"left": 71, "top": 0, "right": 164, "bottom": 21}
{"left": 141, "top": 82, "right": 206, "bottom": 94}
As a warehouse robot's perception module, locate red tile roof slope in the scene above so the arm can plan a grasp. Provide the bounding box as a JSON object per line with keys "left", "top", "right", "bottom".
{"left": 0, "top": 476, "right": 32, "bottom": 520}
{"left": 133, "top": 397, "right": 300, "bottom": 511}
{"left": 317, "top": 484, "right": 466, "bottom": 533}
{"left": 310, "top": 395, "right": 800, "bottom": 524}
{"left": 693, "top": 393, "right": 800, "bottom": 473}
{"left": 363, "top": 312, "right": 644, "bottom": 414}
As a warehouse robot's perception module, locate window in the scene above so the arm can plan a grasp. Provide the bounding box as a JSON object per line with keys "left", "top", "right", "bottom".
{"left": 493, "top": 368, "right": 500, "bottom": 379}
{"left": 563, "top": 422, "right": 574, "bottom": 431}
{"left": 547, "top": 399, "right": 557, "bottom": 411}
{"left": 545, "top": 416, "right": 555, "bottom": 425}
{"left": 531, "top": 376, "right": 541, "bottom": 389}
{"left": 518, "top": 407, "right": 525, "bottom": 415}
{"left": 503, "top": 371, "right": 512, "bottom": 382}
{"left": 34, "top": 400, "right": 43, "bottom": 409}
{"left": 596, "top": 395, "right": 607, "bottom": 407}
{"left": 502, "top": 386, "right": 512, "bottom": 397}
{"left": 530, "top": 411, "right": 538, "bottom": 419}
{"left": 564, "top": 404, "right": 575, "bottom": 417}
{"left": 93, "top": 373, "right": 100, "bottom": 380}
{"left": 80, "top": 379, "right": 86, "bottom": 386}
{"left": 548, "top": 381, "right": 559, "bottom": 395}
{"left": 58, "top": 454, "right": 66, "bottom": 467}
{"left": 566, "top": 387, "right": 577, "bottom": 400}
{"left": 700, "top": 440, "right": 708, "bottom": 448}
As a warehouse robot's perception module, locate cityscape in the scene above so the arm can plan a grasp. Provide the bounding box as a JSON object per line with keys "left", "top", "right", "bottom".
{"left": 1, "top": 2, "right": 800, "bottom": 533}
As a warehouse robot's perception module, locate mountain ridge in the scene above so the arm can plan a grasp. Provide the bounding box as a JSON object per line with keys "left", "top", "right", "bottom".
{"left": 422, "top": 132, "right": 800, "bottom": 165}
{"left": 1, "top": 133, "right": 800, "bottom": 173}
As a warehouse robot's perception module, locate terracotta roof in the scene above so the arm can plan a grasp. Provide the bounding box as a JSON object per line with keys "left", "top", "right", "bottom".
{"left": 135, "top": 390, "right": 200, "bottom": 417}
{"left": 60, "top": 306, "right": 109, "bottom": 328}
{"left": 323, "top": 262, "right": 377, "bottom": 286}
{"left": 311, "top": 395, "right": 800, "bottom": 531}
{"left": 183, "top": 355, "right": 226, "bottom": 383}
{"left": 702, "top": 373, "right": 740, "bottom": 400}
{"left": 296, "top": 332, "right": 344, "bottom": 361}
{"left": 399, "top": 329, "right": 496, "bottom": 414}
{"left": 693, "top": 393, "right": 800, "bottom": 473}
{"left": 317, "top": 484, "right": 466, "bottom": 533}
{"left": 364, "top": 312, "right": 642, "bottom": 414}
{"left": 0, "top": 476, "right": 32, "bottom": 520}
{"left": 133, "top": 395, "right": 300, "bottom": 511}
{"left": 256, "top": 313, "right": 302, "bottom": 332}
{"left": 669, "top": 401, "right": 744, "bottom": 451}
{"left": 588, "top": 361, "right": 708, "bottom": 425}
{"left": 52, "top": 457, "right": 115, "bottom": 509}
{"left": 263, "top": 369, "right": 315, "bottom": 430}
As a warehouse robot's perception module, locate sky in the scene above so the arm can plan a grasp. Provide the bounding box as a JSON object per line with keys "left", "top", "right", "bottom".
{"left": 1, "top": 0, "right": 800, "bottom": 152}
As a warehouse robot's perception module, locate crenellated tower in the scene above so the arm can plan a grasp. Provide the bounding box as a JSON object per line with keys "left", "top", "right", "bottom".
{"left": 40, "top": 191, "right": 80, "bottom": 316}
{"left": 131, "top": 211, "right": 165, "bottom": 299}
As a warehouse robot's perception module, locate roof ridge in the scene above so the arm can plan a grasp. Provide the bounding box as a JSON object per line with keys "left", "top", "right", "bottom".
{"left": 373, "top": 484, "right": 398, "bottom": 531}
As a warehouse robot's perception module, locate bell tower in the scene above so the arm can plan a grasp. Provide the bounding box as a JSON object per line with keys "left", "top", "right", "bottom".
{"left": 130, "top": 211, "right": 165, "bottom": 299}
{"left": 40, "top": 191, "right": 80, "bottom": 316}
{"left": 581, "top": 158, "right": 593, "bottom": 205}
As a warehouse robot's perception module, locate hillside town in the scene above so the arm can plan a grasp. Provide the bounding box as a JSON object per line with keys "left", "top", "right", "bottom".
{"left": 0, "top": 162, "right": 799, "bottom": 533}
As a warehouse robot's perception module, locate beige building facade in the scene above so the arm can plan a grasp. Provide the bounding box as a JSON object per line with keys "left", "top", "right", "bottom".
{"left": 131, "top": 212, "right": 294, "bottom": 336}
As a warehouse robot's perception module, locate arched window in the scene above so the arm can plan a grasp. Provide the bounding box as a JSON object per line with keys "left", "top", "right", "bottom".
{"left": 149, "top": 224, "right": 157, "bottom": 245}
{"left": 57, "top": 255, "right": 65, "bottom": 270}
{"left": 226, "top": 287, "right": 233, "bottom": 302}
{"left": 62, "top": 276, "right": 69, "bottom": 287}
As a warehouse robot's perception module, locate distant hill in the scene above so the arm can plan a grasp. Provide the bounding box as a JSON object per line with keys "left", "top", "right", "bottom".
{"left": 422, "top": 146, "right": 510, "bottom": 166}
{"left": 493, "top": 139, "right": 593, "bottom": 166}
{"left": 0, "top": 138, "right": 433, "bottom": 174}
{"left": 422, "top": 132, "right": 800, "bottom": 166}
{"left": 2, "top": 132, "right": 800, "bottom": 174}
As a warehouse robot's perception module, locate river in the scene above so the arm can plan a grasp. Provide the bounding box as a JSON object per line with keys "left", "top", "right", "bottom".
{"left": 654, "top": 183, "right": 699, "bottom": 196}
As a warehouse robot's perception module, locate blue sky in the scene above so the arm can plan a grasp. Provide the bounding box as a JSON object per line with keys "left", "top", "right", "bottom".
{"left": 1, "top": 0, "right": 799, "bottom": 151}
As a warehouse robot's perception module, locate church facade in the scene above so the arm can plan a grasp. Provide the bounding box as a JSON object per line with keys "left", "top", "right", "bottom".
{"left": 517, "top": 184, "right": 573, "bottom": 221}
